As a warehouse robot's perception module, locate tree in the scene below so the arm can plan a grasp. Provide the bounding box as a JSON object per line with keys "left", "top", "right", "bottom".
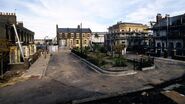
{"left": 113, "top": 44, "right": 125, "bottom": 56}
{"left": 94, "top": 33, "right": 99, "bottom": 38}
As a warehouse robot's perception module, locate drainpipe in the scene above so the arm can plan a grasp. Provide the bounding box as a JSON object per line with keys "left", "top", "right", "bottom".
{"left": 44, "top": 36, "right": 49, "bottom": 59}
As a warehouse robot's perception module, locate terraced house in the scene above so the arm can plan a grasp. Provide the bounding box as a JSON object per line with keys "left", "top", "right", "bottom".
{"left": 56, "top": 25, "right": 92, "bottom": 49}
{"left": 0, "top": 12, "right": 36, "bottom": 75}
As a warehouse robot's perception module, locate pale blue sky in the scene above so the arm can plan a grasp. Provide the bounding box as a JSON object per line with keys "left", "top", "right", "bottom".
{"left": 0, "top": 0, "right": 185, "bottom": 39}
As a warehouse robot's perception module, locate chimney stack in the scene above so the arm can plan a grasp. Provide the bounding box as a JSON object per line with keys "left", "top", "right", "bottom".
{"left": 156, "top": 13, "right": 162, "bottom": 23}
{"left": 77, "top": 25, "right": 80, "bottom": 29}
{"left": 165, "top": 14, "right": 170, "bottom": 19}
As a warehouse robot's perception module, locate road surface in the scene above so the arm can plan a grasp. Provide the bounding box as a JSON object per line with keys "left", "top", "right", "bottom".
{"left": 0, "top": 49, "right": 185, "bottom": 104}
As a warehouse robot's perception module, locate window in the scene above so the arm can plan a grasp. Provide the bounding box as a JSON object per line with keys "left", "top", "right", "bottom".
{"left": 10, "top": 49, "right": 15, "bottom": 63}
{"left": 65, "top": 33, "right": 68, "bottom": 38}
{"left": 176, "top": 42, "right": 182, "bottom": 49}
{"left": 87, "top": 34, "right": 90, "bottom": 37}
{"left": 162, "top": 43, "right": 165, "bottom": 51}
{"left": 71, "top": 33, "right": 74, "bottom": 38}
{"left": 70, "top": 40, "right": 73, "bottom": 45}
{"left": 157, "top": 43, "right": 161, "bottom": 48}
{"left": 76, "top": 33, "right": 79, "bottom": 38}
{"left": 169, "top": 42, "right": 174, "bottom": 49}
{"left": 84, "top": 40, "right": 87, "bottom": 44}
{"left": 76, "top": 40, "right": 79, "bottom": 44}
{"left": 129, "top": 28, "right": 131, "bottom": 32}
{"left": 62, "top": 33, "right": 65, "bottom": 38}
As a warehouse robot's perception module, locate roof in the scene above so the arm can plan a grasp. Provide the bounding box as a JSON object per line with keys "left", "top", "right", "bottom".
{"left": 119, "top": 22, "right": 144, "bottom": 25}
{"left": 92, "top": 32, "right": 107, "bottom": 35}
{"left": 109, "top": 22, "right": 147, "bottom": 29}
{"left": 153, "top": 14, "right": 185, "bottom": 28}
{"left": 57, "top": 28, "right": 91, "bottom": 33}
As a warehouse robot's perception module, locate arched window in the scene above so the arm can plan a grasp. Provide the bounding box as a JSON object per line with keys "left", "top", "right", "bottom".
{"left": 162, "top": 42, "right": 165, "bottom": 51}
{"left": 162, "top": 43, "right": 165, "bottom": 48}
{"left": 169, "top": 42, "right": 174, "bottom": 49}
{"left": 157, "top": 43, "right": 161, "bottom": 48}
{"left": 176, "top": 42, "right": 182, "bottom": 49}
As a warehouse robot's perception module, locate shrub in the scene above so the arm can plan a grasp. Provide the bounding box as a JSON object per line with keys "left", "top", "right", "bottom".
{"left": 113, "top": 56, "right": 127, "bottom": 67}
{"left": 99, "top": 46, "right": 107, "bottom": 53}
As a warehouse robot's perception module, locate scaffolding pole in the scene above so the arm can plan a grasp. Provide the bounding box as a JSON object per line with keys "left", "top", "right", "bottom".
{"left": 12, "top": 24, "right": 25, "bottom": 62}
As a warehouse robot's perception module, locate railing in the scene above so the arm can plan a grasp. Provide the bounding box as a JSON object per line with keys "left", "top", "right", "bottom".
{"left": 133, "top": 57, "right": 154, "bottom": 70}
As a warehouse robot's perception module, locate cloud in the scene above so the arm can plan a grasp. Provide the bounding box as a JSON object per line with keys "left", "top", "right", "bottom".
{"left": 0, "top": 0, "right": 185, "bottom": 39}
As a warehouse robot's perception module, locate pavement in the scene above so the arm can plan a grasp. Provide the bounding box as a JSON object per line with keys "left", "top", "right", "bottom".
{"left": 22, "top": 53, "right": 50, "bottom": 79}
{"left": 0, "top": 49, "right": 185, "bottom": 104}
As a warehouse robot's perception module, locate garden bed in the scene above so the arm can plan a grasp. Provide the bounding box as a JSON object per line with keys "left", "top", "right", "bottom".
{"left": 71, "top": 49, "right": 131, "bottom": 71}
{"left": 71, "top": 47, "right": 155, "bottom": 72}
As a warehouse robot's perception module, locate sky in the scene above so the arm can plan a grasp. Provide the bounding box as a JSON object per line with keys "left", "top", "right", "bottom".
{"left": 0, "top": 0, "right": 185, "bottom": 39}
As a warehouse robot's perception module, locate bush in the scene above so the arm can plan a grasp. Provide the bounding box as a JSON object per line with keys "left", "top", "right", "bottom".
{"left": 113, "top": 56, "right": 127, "bottom": 67}
{"left": 71, "top": 49, "right": 87, "bottom": 59}
{"left": 72, "top": 48, "right": 106, "bottom": 67}
{"left": 88, "top": 52, "right": 106, "bottom": 66}
{"left": 99, "top": 46, "right": 107, "bottom": 53}
{"left": 135, "top": 57, "right": 154, "bottom": 70}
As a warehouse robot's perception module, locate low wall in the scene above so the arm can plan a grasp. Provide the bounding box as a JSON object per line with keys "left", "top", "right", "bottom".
{"left": 71, "top": 52, "right": 137, "bottom": 76}
{"left": 172, "top": 55, "right": 185, "bottom": 61}
{"left": 142, "top": 65, "right": 156, "bottom": 71}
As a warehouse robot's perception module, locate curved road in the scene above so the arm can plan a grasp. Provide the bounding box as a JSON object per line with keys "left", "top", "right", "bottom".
{"left": 0, "top": 49, "right": 185, "bottom": 104}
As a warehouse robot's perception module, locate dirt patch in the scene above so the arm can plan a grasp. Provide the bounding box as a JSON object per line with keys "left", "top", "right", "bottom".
{"left": 0, "top": 70, "right": 28, "bottom": 88}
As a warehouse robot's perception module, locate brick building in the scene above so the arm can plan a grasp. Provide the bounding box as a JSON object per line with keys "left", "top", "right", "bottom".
{"left": 0, "top": 12, "right": 36, "bottom": 75}
{"left": 56, "top": 25, "right": 92, "bottom": 49}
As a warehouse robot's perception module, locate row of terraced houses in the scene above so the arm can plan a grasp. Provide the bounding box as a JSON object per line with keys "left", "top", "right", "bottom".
{"left": 0, "top": 12, "right": 36, "bottom": 76}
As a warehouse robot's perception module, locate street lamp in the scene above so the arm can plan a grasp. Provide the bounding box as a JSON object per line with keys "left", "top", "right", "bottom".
{"left": 44, "top": 36, "right": 49, "bottom": 59}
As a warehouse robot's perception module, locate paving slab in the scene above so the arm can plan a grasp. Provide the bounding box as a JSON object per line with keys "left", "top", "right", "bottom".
{"left": 22, "top": 54, "right": 50, "bottom": 78}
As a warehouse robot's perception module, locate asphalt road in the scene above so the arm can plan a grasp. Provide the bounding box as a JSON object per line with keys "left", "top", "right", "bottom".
{"left": 0, "top": 49, "right": 185, "bottom": 104}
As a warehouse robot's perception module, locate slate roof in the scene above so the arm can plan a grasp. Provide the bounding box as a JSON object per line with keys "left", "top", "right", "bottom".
{"left": 153, "top": 14, "right": 185, "bottom": 28}
{"left": 57, "top": 28, "right": 91, "bottom": 33}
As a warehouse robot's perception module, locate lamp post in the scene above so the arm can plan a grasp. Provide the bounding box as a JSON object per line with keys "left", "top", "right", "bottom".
{"left": 44, "top": 36, "right": 48, "bottom": 59}
{"left": 166, "top": 14, "right": 170, "bottom": 53}
{"left": 80, "top": 23, "right": 83, "bottom": 54}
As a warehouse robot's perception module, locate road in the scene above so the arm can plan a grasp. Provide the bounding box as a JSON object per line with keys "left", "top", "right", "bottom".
{"left": 0, "top": 49, "right": 185, "bottom": 104}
